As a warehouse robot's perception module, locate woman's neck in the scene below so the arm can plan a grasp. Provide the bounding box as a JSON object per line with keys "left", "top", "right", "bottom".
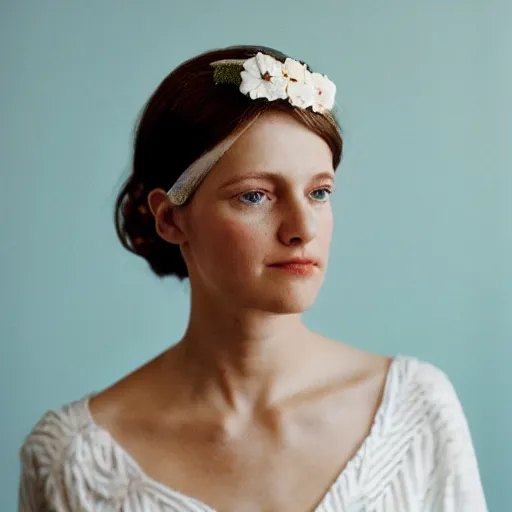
{"left": 168, "top": 308, "right": 319, "bottom": 416}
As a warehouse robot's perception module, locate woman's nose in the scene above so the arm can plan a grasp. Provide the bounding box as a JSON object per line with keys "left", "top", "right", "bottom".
{"left": 277, "top": 197, "right": 318, "bottom": 246}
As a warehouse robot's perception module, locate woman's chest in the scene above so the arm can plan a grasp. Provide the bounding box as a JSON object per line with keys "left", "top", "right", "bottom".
{"left": 109, "top": 399, "right": 378, "bottom": 512}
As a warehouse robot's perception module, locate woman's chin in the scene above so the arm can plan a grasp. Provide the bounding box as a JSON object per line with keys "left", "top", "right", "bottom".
{"left": 251, "top": 288, "right": 321, "bottom": 315}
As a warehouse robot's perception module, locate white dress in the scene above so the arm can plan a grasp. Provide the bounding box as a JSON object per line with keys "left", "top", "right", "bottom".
{"left": 18, "top": 355, "right": 488, "bottom": 511}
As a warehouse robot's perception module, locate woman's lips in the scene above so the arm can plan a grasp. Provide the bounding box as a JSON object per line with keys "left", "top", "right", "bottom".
{"left": 268, "top": 262, "right": 317, "bottom": 276}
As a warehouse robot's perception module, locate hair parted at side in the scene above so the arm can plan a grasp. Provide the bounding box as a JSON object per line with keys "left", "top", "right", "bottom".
{"left": 114, "top": 44, "right": 344, "bottom": 280}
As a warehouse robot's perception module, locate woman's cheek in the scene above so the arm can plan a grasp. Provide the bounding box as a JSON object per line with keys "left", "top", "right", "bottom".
{"left": 217, "top": 220, "right": 265, "bottom": 263}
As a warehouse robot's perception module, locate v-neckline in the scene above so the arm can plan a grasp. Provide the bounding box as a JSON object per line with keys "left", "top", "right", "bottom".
{"left": 81, "top": 355, "right": 405, "bottom": 511}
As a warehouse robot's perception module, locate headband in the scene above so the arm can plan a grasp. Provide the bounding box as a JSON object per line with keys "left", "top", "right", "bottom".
{"left": 167, "top": 52, "right": 337, "bottom": 206}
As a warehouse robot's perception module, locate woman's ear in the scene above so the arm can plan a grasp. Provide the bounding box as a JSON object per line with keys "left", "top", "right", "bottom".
{"left": 147, "top": 188, "right": 187, "bottom": 245}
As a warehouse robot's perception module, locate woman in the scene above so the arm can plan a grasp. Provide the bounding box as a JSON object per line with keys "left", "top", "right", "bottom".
{"left": 19, "top": 45, "right": 487, "bottom": 511}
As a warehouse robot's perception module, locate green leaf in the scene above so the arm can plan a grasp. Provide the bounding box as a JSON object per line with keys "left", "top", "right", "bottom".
{"left": 211, "top": 61, "right": 244, "bottom": 87}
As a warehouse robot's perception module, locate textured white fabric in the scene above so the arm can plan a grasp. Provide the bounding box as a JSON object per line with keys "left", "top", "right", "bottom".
{"left": 18, "top": 355, "right": 488, "bottom": 511}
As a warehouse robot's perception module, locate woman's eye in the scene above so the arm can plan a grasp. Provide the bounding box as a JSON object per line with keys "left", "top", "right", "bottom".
{"left": 239, "top": 191, "right": 266, "bottom": 205}
{"left": 310, "top": 188, "right": 333, "bottom": 202}
{"left": 239, "top": 187, "right": 334, "bottom": 206}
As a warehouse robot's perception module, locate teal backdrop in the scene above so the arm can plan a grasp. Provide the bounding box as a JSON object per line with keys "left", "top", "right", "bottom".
{"left": 2, "top": 0, "right": 510, "bottom": 509}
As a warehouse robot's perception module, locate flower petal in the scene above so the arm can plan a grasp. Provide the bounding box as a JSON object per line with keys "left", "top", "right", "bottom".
{"left": 287, "top": 80, "right": 315, "bottom": 108}
{"left": 311, "top": 73, "right": 337, "bottom": 111}
{"left": 267, "top": 76, "right": 288, "bottom": 100}
{"left": 240, "top": 71, "right": 263, "bottom": 95}
{"left": 242, "top": 57, "right": 263, "bottom": 77}
{"left": 283, "top": 58, "right": 308, "bottom": 82}
{"left": 255, "top": 52, "right": 283, "bottom": 77}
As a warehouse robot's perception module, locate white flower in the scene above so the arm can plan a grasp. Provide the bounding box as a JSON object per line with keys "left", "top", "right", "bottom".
{"left": 240, "top": 53, "right": 288, "bottom": 101}
{"left": 238, "top": 52, "right": 336, "bottom": 113}
{"left": 282, "top": 57, "right": 316, "bottom": 109}
{"left": 309, "top": 72, "right": 336, "bottom": 113}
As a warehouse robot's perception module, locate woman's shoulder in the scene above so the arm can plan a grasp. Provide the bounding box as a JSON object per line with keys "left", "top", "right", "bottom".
{"left": 359, "top": 354, "right": 483, "bottom": 498}
{"left": 315, "top": 341, "right": 466, "bottom": 433}
{"left": 377, "top": 353, "right": 476, "bottom": 459}
{"left": 21, "top": 394, "right": 93, "bottom": 450}
{"left": 19, "top": 392, "right": 138, "bottom": 509}
{"left": 20, "top": 394, "right": 95, "bottom": 472}
{"left": 19, "top": 394, "right": 96, "bottom": 505}
{"left": 19, "top": 356, "right": 163, "bottom": 479}
{"left": 389, "top": 354, "right": 466, "bottom": 409}
{"left": 314, "top": 340, "right": 462, "bottom": 418}
{"left": 382, "top": 354, "right": 467, "bottom": 417}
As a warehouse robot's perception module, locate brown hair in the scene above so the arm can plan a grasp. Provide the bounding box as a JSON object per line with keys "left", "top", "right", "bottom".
{"left": 114, "top": 45, "right": 343, "bottom": 280}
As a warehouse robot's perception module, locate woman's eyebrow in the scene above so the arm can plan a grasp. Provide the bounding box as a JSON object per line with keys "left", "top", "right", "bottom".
{"left": 219, "top": 171, "right": 335, "bottom": 189}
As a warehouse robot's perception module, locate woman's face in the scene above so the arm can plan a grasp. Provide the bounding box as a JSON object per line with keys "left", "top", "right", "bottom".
{"left": 177, "top": 111, "right": 336, "bottom": 314}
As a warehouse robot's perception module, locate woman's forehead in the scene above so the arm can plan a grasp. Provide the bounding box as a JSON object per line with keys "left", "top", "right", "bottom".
{"left": 209, "top": 112, "right": 334, "bottom": 184}
{"left": 215, "top": 170, "right": 335, "bottom": 192}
